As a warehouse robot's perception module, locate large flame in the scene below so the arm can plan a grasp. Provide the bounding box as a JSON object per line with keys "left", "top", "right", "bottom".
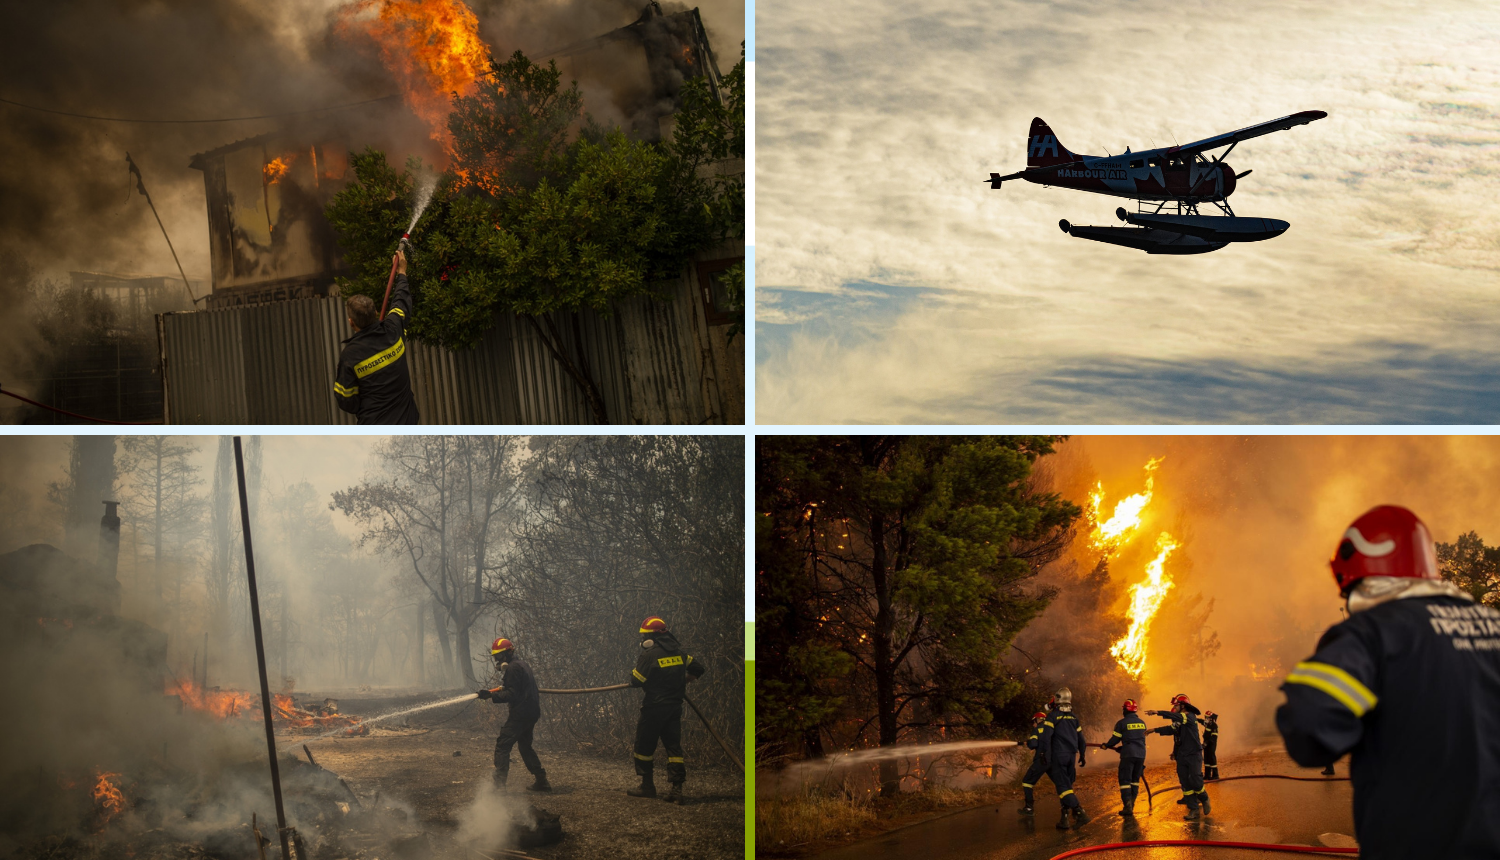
{"left": 1109, "top": 532, "right": 1179, "bottom": 679}
{"left": 338, "top": 0, "right": 490, "bottom": 154}
{"left": 92, "top": 771, "right": 125, "bottom": 827}
{"left": 1089, "top": 457, "right": 1162, "bottom": 553}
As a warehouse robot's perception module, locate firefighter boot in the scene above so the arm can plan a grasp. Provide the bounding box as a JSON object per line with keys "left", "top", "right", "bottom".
{"left": 1185, "top": 800, "right": 1201, "bottom": 821}
{"left": 1119, "top": 788, "right": 1133, "bottom": 818}
{"left": 626, "top": 776, "right": 657, "bottom": 798}
{"left": 1199, "top": 792, "right": 1211, "bottom": 815}
{"left": 1072, "top": 806, "right": 1089, "bottom": 827}
{"left": 1056, "top": 808, "right": 1071, "bottom": 830}
{"left": 527, "top": 770, "right": 552, "bottom": 792}
{"left": 662, "top": 783, "right": 684, "bottom": 804}
{"left": 1020, "top": 787, "right": 1035, "bottom": 815}
{"left": 492, "top": 768, "right": 508, "bottom": 790}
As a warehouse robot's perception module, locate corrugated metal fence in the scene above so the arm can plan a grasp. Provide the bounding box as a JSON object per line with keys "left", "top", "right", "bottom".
{"left": 158, "top": 271, "right": 741, "bottom": 425}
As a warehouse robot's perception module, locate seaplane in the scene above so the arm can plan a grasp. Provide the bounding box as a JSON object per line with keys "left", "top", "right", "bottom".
{"left": 987, "top": 110, "right": 1327, "bottom": 254}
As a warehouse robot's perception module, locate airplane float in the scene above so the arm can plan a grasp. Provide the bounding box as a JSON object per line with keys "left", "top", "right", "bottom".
{"left": 987, "top": 111, "right": 1327, "bottom": 254}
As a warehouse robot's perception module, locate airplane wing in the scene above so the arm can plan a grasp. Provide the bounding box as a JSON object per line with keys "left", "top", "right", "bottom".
{"left": 1170, "top": 110, "right": 1327, "bottom": 158}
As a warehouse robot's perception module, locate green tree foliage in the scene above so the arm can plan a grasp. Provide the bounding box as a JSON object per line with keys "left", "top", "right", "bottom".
{"left": 756, "top": 436, "right": 1081, "bottom": 794}
{"left": 325, "top": 47, "right": 746, "bottom": 422}
{"left": 1437, "top": 531, "right": 1500, "bottom": 607}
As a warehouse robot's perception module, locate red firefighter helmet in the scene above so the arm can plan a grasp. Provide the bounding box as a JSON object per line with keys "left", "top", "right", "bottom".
{"left": 489, "top": 637, "right": 514, "bottom": 655}
{"left": 639, "top": 616, "right": 668, "bottom": 634}
{"left": 1032, "top": 711, "right": 1047, "bottom": 724}
{"left": 1330, "top": 505, "right": 1439, "bottom": 595}
{"left": 1123, "top": 699, "right": 1138, "bottom": 713}
{"left": 1205, "top": 711, "right": 1217, "bottom": 719}
{"left": 1171, "top": 693, "right": 1190, "bottom": 707}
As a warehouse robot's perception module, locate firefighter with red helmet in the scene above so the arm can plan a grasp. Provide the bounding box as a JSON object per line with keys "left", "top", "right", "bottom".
{"left": 1037, "top": 687, "right": 1089, "bottom": 830}
{"left": 1018, "top": 710, "right": 1051, "bottom": 815}
{"left": 627, "top": 616, "right": 705, "bottom": 803}
{"left": 1102, "top": 699, "right": 1149, "bottom": 818}
{"left": 1202, "top": 711, "right": 1220, "bottom": 780}
{"left": 1276, "top": 505, "right": 1500, "bottom": 859}
{"left": 1147, "top": 693, "right": 1209, "bottom": 819}
{"left": 477, "top": 637, "right": 550, "bottom": 791}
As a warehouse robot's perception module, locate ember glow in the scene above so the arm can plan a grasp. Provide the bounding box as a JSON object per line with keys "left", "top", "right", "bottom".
{"left": 338, "top": 0, "right": 490, "bottom": 153}
{"left": 1109, "top": 532, "right": 1179, "bottom": 679}
{"left": 92, "top": 771, "right": 125, "bottom": 827}
{"left": 1088, "top": 457, "right": 1162, "bottom": 553}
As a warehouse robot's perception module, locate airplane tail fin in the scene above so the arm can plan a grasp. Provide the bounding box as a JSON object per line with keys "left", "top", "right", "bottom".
{"left": 1026, "top": 117, "right": 1077, "bottom": 167}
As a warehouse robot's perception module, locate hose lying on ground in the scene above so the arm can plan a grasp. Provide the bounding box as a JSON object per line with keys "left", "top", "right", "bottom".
{"left": 1050, "top": 840, "right": 1357, "bottom": 859}
{"left": 534, "top": 684, "right": 745, "bottom": 773}
{"left": 1149, "top": 772, "right": 1351, "bottom": 799}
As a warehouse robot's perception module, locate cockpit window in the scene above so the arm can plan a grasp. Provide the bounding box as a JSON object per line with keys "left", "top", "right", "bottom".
{"left": 1147, "top": 157, "right": 1162, "bottom": 168}
{"left": 1129, "top": 159, "right": 1144, "bottom": 169}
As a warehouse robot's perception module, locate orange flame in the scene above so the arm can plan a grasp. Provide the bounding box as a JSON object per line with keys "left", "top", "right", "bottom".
{"left": 1109, "top": 532, "right": 1178, "bottom": 679}
{"left": 92, "top": 771, "right": 125, "bottom": 827}
{"left": 263, "top": 155, "right": 295, "bottom": 185}
{"left": 338, "top": 0, "right": 490, "bottom": 155}
{"left": 1088, "top": 457, "right": 1162, "bottom": 554}
{"left": 167, "top": 677, "right": 256, "bottom": 719}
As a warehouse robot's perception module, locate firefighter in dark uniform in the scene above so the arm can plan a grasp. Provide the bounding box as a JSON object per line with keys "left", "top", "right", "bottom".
{"left": 1101, "top": 698, "right": 1149, "bottom": 818}
{"left": 628, "top": 616, "right": 704, "bottom": 803}
{"left": 1148, "top": 693, "right": 1209, "bottom": 819}
{"left": 1037, "top": 687, "right": 1088, "bottom": 830}
{"left": 477, "top": 637, "right": 550, "bottom": 791}
{"left": 333, "top": 249, "right": 420, "bottom": 424}
{"left": 1018, "top": 710, "right": 1050, "bottom": 815}
{"left": 1202, "top": 711, "right": 1220, "bottom": 780}
{"left": 1276, "top": 505, "right": 1500, "bottom": 860}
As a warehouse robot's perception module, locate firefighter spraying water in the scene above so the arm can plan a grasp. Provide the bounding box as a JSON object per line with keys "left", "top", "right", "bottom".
{"left": 335, "top": 248, "right": 420, "bottom": 424}
{"left": 478, "top": 637, "right": 550, "bottom": 792}
{"left": 1147, "top": 693, "right": 1210, "bottom": 820}
{"left": 1038, "top": 687, "right": 1090, "bottom": 830}
{"left": 1101, "top": 698, "right": 1149, "bottom": 819}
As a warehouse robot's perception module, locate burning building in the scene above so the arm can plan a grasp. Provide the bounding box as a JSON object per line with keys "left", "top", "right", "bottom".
{"left": 160, "top": 3, "right": 743, "bottom": 424}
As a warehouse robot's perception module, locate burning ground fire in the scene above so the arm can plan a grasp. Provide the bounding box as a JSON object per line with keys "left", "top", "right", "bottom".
{"left": 166, "top": 678, "right": 366, "bottom": 733}
{"left": 1088, "top": 457, "right": 1179, "bottom": 680}
{"left": 338, "top": 0, "right": 490, "bottom": 154}
{"left": 92, "top": 771, "right": 125, "bottom": 828}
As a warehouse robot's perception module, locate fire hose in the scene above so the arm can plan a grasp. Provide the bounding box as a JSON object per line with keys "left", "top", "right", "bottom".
{"left": 494, "top": 684, "right": 745, "bottom": 773}
{"left": 1050, "top": 841, "right": 1357, "bottom": 859}
{"left": 0, "top": 384, "right": 153, "bottom": 424}
{"left": 1046, "top": 770, "right": 1358, "bottom": 859}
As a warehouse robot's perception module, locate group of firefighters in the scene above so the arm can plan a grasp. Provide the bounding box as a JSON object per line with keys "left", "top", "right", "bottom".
{"left": 1012, "top": 504, "right": 1500, "bottom": 858}
{"left": 476, "top": 615, "right": 706, "bottom": 803}
{"left": 1019, "top": 688, "right": 1220, "bottom": 828}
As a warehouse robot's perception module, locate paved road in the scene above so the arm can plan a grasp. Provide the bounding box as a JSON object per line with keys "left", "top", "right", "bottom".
{"left": 810, "top": 753, "right": 1356, "bottom": 860}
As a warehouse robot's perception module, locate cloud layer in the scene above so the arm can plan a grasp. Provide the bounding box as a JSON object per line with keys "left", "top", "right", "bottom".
{"left": 755, "top": 0, "right": 1500, "bottom": 423}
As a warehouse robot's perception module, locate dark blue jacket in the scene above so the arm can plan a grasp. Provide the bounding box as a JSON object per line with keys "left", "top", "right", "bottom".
{"left": 1104, "top": 713, "right": 1149, "bottom": 759}
{"left": 1039, "top": 708, "right": 1086, "bottom": 764}
{"left": 1276, "top": 595, "right": 1500, "bottom": 860}
{"left": 334, "top": 273, "right": 420, "bottom": 424}
{"left": 1153, "top": 706, "right": 1203, "bottom": 757}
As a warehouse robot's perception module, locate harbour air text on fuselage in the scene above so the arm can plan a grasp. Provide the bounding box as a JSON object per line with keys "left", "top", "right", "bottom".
{"left": 987, "top": 111, "right": 1327, "bottom": 255}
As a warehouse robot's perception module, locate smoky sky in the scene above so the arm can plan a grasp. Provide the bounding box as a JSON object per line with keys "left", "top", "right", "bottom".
{"left": 1042, "top": 435, "right": 1500, "bottom": 747}
{"left": 754, "top": 0, "right": 1500, "bottom": 423}
{"left": 0, "top": 0, "right": 743, "bottom": 287}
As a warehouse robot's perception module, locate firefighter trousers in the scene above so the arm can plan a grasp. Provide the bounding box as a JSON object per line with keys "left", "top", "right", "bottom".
{"left": 1117, "top": 756, "right": 1145, "bottom": 811}
{"left": 1204, "top": 745, "right": 1219, "bottom": 780}
{"left": 1048, "top": 759, "right": 1081, "bottom": 809}
{"left": 1021, "top": 756, "right": 1049, "bottom": 807}
{"left": 1176, "top": 753, "right": 1205, "bottom": 809}
{"left": 633, "top": 704, "right": 686, "bottom": 785}
{"left": 494, "top": 715, "right": 543, "bottom": 782}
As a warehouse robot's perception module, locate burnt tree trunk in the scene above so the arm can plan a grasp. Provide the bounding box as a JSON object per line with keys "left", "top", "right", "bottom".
{"left": 871, "top": 508, "right": 900, "bottom": 796}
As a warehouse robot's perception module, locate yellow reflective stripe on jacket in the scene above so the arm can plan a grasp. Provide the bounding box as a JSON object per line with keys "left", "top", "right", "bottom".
{"left": 388, "top": 307, "right": 405, "bottom": 319}
{"left": 632, "top": 668, "right": 647, "bottom": 682}
{"left": 658, "top": 655, "right": 684, "bottom": 668}
{"left": 1126, "top": 721, "right": 1146, "bottom": 731}
{"left": 333, "top": 382, "right": 359, "bottom": 398}
{"left": 1111, "top": 731, "right": 1122, "bottom": 737}
{"left": 354, "top": 337, "right": 406, "bottom": 378}
{"left": 1285, "top": 660, "right": 1378, "bottom": 717}
{"left": 1044, "top": 721, "right": 1054, "bottom": 727}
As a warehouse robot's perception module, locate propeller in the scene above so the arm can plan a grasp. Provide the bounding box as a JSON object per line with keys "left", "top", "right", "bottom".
{"left": 1235, "top": 169, "right": 1253, "bottom": 179}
